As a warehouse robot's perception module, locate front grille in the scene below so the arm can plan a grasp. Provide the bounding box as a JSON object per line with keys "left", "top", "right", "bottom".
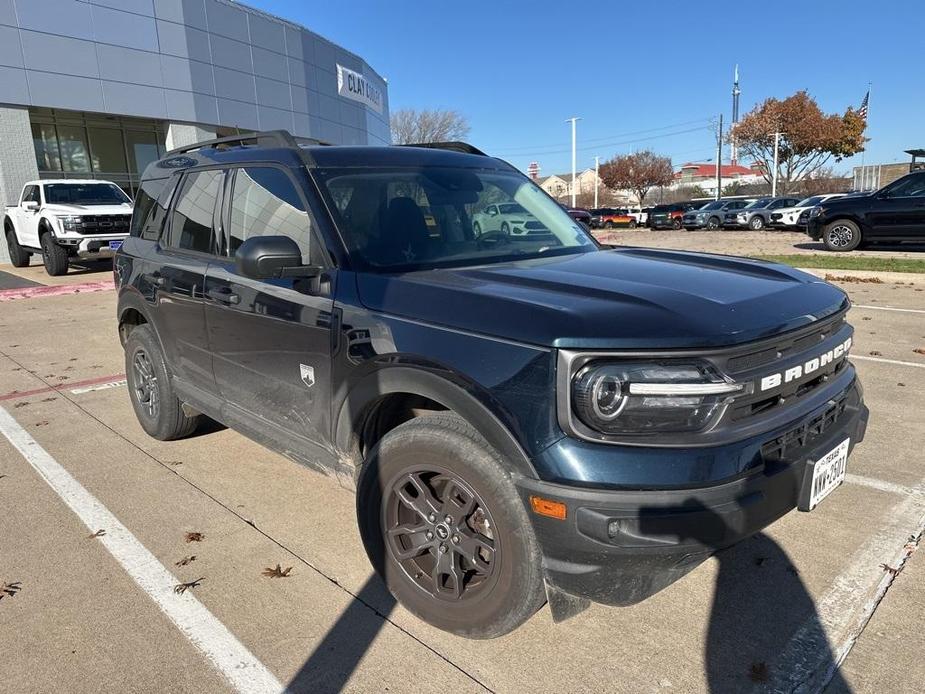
{"left": 760, "top": 388, "right": 850, "bottom": 461}
{"left": 771, "top": 213, "right": 783, "bottom": 221}
{"left": 726, "top": 317, "right": 840, "bottom": 373}
{"left": 75, "top": 215, "right": 131, "bottom": 235}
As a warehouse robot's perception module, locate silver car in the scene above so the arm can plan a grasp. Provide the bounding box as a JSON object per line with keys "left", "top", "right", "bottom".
{"left": 725, "top": 197, "right": 803, "bottom": 230}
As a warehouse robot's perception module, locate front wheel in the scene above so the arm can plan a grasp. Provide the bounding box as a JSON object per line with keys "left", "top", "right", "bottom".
{"left": 628, "top": 220, "right": 637, "bottom": 229}
{"left": 672, "top": 218, "right": 682, "bottom": 230}
{"left": 749, "top": 215, "right": 765, "bottom": 230}
{"left": 823, "top": 220, "right": 862, "bottom": 252}
{"left": 707, "top": 216, "right": 720, "bottom": 230}
{"left": 5, "top": 229, "right": 31, "bottom": 267}
{"left": 604, "top": 221, "right": 614, "bottom": 229}
{"left": 358, "top": 413, "right": 546, "bottom": 639}
{"left": 40, "top": 233, "right": 69, "bottom": 276}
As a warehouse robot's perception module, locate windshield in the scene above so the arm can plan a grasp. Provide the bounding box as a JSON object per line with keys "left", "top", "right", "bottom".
{"left": 700, "top": 201, "right": 724, "bottom": 210}
{"left": 315, "top": 167, "right": 596, "bottom": 270}
{"left": 744, "top": 199, "right": 771, "bottom": 209}
{"left": 498, "top": 203, "right": 528, "bottom": 215}
{"left": 796, "top": 196, "right": 823, "bottom": 207}
{"left": 44, "top": 183, "right": 130, "bottom": 205}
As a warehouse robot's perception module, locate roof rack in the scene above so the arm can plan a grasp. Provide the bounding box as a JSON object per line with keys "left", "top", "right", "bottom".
{"left": 400, "top": 141, "right": 487, "bottom": 156}
{"left": 166, "top": 129, "right": 330, "bottom": 155}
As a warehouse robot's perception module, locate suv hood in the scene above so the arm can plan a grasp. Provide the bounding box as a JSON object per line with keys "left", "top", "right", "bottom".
{"left": 356, "top": 248, "right": 849, "bottom": 349}
{"left": 42, "top": 203, "right": 133, "bottom": 215}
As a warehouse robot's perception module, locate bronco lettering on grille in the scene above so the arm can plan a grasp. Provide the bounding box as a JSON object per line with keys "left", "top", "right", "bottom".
{"left": 758, "top": 337, "right": 852, "bottom": 392}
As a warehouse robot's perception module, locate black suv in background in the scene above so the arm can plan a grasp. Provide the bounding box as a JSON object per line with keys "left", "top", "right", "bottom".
{"left": 807, "top": 170, "right": 925, "bottom": 250}
{"left": 115, "top": 131, "right": 868, "bottom": 638}
{"left": 649, "top": 202, "right": 699, "bottom": 229}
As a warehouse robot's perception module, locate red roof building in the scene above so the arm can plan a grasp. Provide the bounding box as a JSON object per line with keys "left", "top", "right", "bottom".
{"left": 674, "top": 162, "right": 764, "bottom": 184}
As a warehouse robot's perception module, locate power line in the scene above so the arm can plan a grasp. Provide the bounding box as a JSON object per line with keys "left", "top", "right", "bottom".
{"left": 492, "top": 117, "right": 715, "bottom": 155}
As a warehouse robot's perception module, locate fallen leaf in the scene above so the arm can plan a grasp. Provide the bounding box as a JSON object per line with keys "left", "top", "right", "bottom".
{"left": 165, "top": 460, "right": 183, "bottom": 467}
{"left": 175, "top": 556, "right": 197, "bottom": 567}
{"left": 749, "top": 662, "right": 770, "bottom": 683}
{"left": 174, "top": 577, "right": 204, "bottom": 594}
{"left": 41, "top": 397, "right": 56, "bottom": 402}
{"left": 869, "top": 351, "right": 882, "bottom": 356}
{"left": 184, "top": 532, "right": 204, "bottom": 543}
{"left": 862, "top": 316, "right": 872, "bottom": 321}
{"left": 898, "top": 383, "right": 906, "bottom": 387}
{"left": 13, "top": 402, "right": 28, "bottom": 409}
{"left": 88, "top": 529, "right": 106, "bottom": 538}
{"left": 0, "top": 581, "right": 22, "bottom": 600}
{"left": 824, "top": 274, "right": 882, "bottom": 284}
{"left": 880, "top": 563, "right": 900, "bottom": 576}
{"left": 262, "top": 564, "right": 293, "bottom": 578}
{"left": 34, "top": 421, "right": 49, "bottom": 427}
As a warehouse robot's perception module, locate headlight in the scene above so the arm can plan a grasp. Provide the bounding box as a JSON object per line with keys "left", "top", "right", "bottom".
{"left": 695, "top": 213, "right": 705, "bottom": 220}
{"left": 571, "top": 361, "right": 745, "bottom": 435}
{"left": 809, "top": 206, "right": 823, "bottom": 218}
{"left": 57, "top": 215, "right": 82, "bottom": 232}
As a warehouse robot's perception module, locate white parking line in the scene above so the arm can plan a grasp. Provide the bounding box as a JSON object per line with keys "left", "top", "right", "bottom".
{"left": 846, "top": 473, "right": 924, "bottom": 497}
{"left": 851, "top": 355, "right": 925, "bottom": 369}
{"left": 70, "top": 379, "right": 127, "bottom": 395}
{"left": 854, "top": 304, "right": 925, "bottom": 314}
{"left": 0, "top": 405, "right": 283, "bottom": 694}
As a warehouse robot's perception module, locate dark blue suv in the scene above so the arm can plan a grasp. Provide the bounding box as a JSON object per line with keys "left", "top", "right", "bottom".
{"left": 114, "top": 131, "right": 868, "bottom": 638}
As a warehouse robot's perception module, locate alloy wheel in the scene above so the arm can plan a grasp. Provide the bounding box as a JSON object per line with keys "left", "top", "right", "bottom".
{"left": 132, "top": 349, "right": 160, "bottom": 418}
{"left": 383, "top": 468, "right": 498, "bottom": 602}
{"left": 827, "top": 225, "right": 855, "bottom": 248}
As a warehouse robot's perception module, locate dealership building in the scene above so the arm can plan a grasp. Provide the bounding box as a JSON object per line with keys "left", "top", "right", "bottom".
{"left": 0, "top": 0, "right": 390, "bottom": 263}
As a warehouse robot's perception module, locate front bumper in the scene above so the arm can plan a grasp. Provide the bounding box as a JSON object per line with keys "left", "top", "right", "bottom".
{"left": 516, "top": 378, "right": 868, "bottom": 607}
{"left": 807, "top": 218, "right": 824, "bottom": 239}
{"left": 56, "top": 234, "right": 128, "bottom": 257}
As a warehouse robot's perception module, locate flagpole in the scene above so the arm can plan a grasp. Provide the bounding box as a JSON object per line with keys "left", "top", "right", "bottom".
{"left": 860, "top": 82, "right": 871, "bottom": 190}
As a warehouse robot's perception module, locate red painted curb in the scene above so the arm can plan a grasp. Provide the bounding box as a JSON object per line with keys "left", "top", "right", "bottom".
{"left": 0, "top": 279, "right": 115, "bottom": 302}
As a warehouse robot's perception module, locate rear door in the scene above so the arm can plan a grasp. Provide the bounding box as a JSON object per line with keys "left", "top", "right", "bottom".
{"left": 868, "top": 174, "right": 925, "bottom": 240}
{"left": 150, "top": 168, "right": 224, "bottom": 397}
{"left": 204, "top": 164, "right": 335, "bottom": 454}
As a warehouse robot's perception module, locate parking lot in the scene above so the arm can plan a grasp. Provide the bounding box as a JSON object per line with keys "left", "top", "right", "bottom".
{"left": 1, "top": 246, "right": 923, "bottom": 694}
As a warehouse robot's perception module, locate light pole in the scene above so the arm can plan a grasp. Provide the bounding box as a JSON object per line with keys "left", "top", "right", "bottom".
{"left": 566, "top": 117, "right": 580, "bottom": 207}
{"left": 594, "top": 155, "right": 600, "bottom": 209}
{"left": 771, "top": 131, "right": 781, "bottom": 196}
{"left": 715, "top": 114, "right": 723, "bottom": 200}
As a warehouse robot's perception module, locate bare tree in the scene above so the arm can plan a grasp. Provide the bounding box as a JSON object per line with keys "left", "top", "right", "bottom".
{"left": 390, "top": 108, "right": 471, "bottom": 144}
{"left": 798, "top": 167, "right": 852, "bottom": 196}
{"left": 598, "top": 150, "right": 674, "bottom": 206}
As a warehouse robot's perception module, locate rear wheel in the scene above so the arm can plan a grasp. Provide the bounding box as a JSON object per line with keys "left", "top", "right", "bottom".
{"left": 125, "top": 324, "right": 200, "bottom": 440}
{"left": 5, "top": 228, "right": 31, "bottom": 267}
{"left": 358, "top": 413, "right": 545, "bottom": 639}
{"left": 823, "top": 220, "right": 862, "bottom": 252}
{"left": 40, "top": 233, "right": 69, "bottom": 276}
{"left": 672, "top": 218, "right": 682, "bottom": 230}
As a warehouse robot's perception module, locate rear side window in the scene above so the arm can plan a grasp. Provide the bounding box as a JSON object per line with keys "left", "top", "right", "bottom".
{"left": 168, "top": 170, "right": 223, "bottom": 254}
{"left": 131, "top": 176, "right": 172, "bottom": 240}
{"left": 227, "top": 167, "right": 312, "bottom": 264}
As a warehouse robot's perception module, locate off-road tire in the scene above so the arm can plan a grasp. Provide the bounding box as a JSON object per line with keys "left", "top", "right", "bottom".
{"left": 40, "top": 232, "right": 69, "bottom": 276}
{"left": 357, "top": 413, "right": 546, "bottom": 639}
{"left": 628, "top": 220, "right": 637, "bottom": 229}
{"left": 125, "top": 324, "right": 200, "bottom": 440}
{"left": 822, "top": 219, "right": 862, "bottom": 252}
{"left": 5, "top": 228, "right": 31, "bottom": 267}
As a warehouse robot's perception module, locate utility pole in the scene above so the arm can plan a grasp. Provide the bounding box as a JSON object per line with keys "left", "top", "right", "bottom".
{"left": 715, "top": 113, "right": 723, "bottom": 200}
{"left": 566, "top": 117, "right": 580, "bottom": 207}
{"left": 771, "top": 131, "right": 780, "bottom": 196}
{"left": 731, "top": 64, "right": 740, "bottom": 165}
{"left": 594, "top": 155, "right": 600, "bottom": 209}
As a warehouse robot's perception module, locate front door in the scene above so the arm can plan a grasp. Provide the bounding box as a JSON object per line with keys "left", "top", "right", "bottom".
{"left": 204, "top": 165, "right": 335, "bottom": 454}
{"left": 19, "top": 185, "right": 42, "bottom": 247}
{"left": 868, "top": 174, "right": 925, "bottom": 240}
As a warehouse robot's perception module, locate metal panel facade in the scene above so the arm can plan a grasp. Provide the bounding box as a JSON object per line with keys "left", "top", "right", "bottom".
{"left": 0, "top": 0, "right": 390, "bottom": 144}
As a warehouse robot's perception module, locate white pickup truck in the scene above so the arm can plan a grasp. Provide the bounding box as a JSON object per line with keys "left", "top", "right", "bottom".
{"left": 3, "top": 179, "right": 133, "bottom": 275}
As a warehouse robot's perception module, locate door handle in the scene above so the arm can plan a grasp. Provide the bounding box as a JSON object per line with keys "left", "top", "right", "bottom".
{"left": 207, "top": 287, "right": 240, "bottom": 305}
{"left": 142, "top": 272, "right": 166, "bottom": 287}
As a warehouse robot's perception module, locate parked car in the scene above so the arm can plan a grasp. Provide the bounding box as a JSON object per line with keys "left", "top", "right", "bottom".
{"left": 770, "top": 194, "right": 847, "bottom": 229}
{"left": 116, "top": 130, "right": 867, "bottom": 638}
{"left": 563, "top": 205, "right": 592, "bottom": 229}
{"left": 473, "top": 202, "right": 546, "bottom": 236}
{"left": 599, "top": 210, "right": 637, "bottom": 229}
{"left": 682, "top": 199, "right": 753, "bottom": 230}
{"left": 624, "top": 207, "right": 648, "bottom": 226}
{"left": 649, "top": 202, "right": 700, "bottom": 230}
{"left": 589, "top": 207, "right": 617, "bottom": 228}
{"left": 3, "top": 179, "right": 133, "bottom": 275}
{"left": 724, "top": 197, "right": 802, "bottom": 230}
{"left": 806, "top": 170, "right": 925, "bottom": 251}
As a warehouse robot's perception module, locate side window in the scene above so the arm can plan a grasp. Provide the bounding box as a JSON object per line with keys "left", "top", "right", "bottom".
{"left": 168, "top": 170, "right": 223, "bottom": 254}
{"left": 130, "top": 176, "right": 173, "bottom": 240}
{"left": 886, "top": 174, "right": 925, "bottom": 198}
{"left": 228, "top": 167, "right": 312, "bottom": 264}
{"left": 21, "top": 185, "right": 39, "bottom": 204}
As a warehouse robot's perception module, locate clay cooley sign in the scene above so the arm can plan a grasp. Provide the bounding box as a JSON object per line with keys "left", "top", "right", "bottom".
{"left": 336, "top": 64, "right": 383, "bottom": 114}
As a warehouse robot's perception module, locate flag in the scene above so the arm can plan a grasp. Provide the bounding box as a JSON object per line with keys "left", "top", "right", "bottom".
{"left": 858, "top": 89, "right": 870, "bottom": 121}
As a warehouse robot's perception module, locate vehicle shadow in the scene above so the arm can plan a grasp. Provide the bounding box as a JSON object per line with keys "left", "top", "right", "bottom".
{"left": 640, "top": 500, "right": 850, "bottom": 693}
{"left": 793, "top": 241, "right": 925, "bottom": 253}
{"left": 285, "top": 573, "right": 397, "bottom": 693}
{"left": 62, "top": 259, "right": 115, "bottom": 276}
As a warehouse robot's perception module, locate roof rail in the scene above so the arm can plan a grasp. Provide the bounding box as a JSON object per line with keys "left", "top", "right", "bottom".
{"left": 400, "top": 141, "right": 488, "bottom": 156}
{"left": 166, "top": 129, "right": 329, "bottom": 155}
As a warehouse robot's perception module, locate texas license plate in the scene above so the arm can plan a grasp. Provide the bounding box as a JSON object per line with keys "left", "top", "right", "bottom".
{"left": 108, "top": 240, "right": 123, "bottom": 250}
{"left": 800, "top": 438, "right": 850, "bottom": 511}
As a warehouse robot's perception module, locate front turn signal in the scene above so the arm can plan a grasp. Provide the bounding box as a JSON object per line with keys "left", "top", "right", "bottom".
{"left": 530, "top": 496, "right": 567, "bottom": 520}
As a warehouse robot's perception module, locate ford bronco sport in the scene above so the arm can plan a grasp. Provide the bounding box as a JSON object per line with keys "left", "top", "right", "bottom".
{"left": 115, "top": 131, "right": 868, "bottom": 638}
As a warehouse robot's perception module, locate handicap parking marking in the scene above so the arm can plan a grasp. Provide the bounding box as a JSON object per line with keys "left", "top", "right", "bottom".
{"left": 0, "top": 405, "right": 283, "bottom": 694}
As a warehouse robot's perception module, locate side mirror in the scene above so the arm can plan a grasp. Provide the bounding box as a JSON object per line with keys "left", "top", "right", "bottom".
{"left": 234, "top": 235, "right": 321, "bottom": 280}
{"left": 23, "top": 200, "right": 39, "bottom": 211}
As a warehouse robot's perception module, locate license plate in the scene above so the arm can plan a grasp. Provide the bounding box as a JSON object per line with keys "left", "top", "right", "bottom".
{"left": 108, "top": 240, "right": 123, "bottom": 250}
{"left": 800, "top": 438, "right": 850, "bottom": 511}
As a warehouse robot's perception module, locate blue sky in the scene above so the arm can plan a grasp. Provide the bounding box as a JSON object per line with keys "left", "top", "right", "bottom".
{"left": 249, "top": 0, "right": 921, "bottom": 176}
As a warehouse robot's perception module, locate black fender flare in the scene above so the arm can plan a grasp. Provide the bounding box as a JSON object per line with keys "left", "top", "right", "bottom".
{"left": 334, "top": 365, "right": 538, "bottom": 480}
{"left": 116, "top": 289, "right": 164, "bottom": 349}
